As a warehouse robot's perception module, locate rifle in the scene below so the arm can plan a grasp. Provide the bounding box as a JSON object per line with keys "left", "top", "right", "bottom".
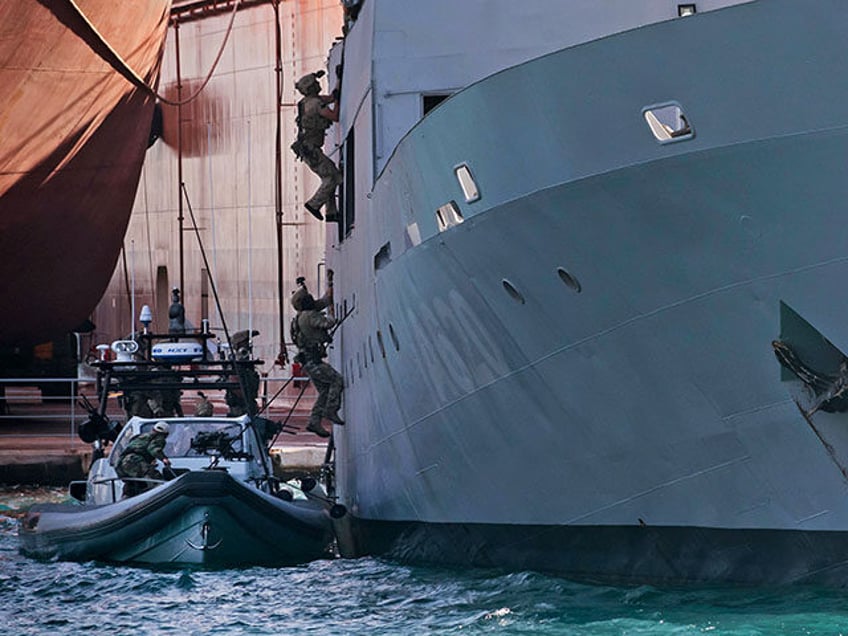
{"left": 329, "top": 305, "right": 355, "bottom": 338}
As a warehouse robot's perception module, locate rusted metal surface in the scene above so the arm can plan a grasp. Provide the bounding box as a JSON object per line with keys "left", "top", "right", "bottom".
{"left": 0, "top": 0, "right": 170, "bottom": 345}
{"left": 171, "top": 0, "right": 274, "bottom": 25}
{"left": 93, "top": 1, "right": 343, "bottom": 374}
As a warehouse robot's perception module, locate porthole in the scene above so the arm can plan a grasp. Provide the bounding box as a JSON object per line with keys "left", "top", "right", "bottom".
{"left": 388, "top": 323, "right": 400, "bottom": 351}
{"left": 557, "top": 268, "right": 582, "bottom": 293}
{"left": 377, "top": 331, "right": 386, "bottom": 358}
{"left": 502, "top": 279, "right": 525, "bottom": 304}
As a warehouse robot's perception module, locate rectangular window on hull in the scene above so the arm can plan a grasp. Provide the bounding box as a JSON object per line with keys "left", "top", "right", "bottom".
{"left": 339, "top": 130, "right": 355, "bottom": 242}
{"left": 643, "top": 103, "right": 693, "bottom": 143}
{"left": 423, "top": 94, "right": 450, "bottom": 116}
{"left": 678, "top": 4, "right": 697, "bottom": 17}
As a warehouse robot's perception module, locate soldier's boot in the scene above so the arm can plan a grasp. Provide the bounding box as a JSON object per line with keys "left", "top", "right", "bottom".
{"left": 306, "top": 421, "right": 331, "bottom": 438}
{"left": 326, "top": 410, "right": 345, "bottom": 425}
{"left": 324, "top": 196, "right": 340, "bottom": 223}
{"left": 304, "top": 202, "right": 324, "bottom": 221}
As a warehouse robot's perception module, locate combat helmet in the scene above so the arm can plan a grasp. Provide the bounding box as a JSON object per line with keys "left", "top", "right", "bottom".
{"left": 295, "top": 70, "right": 324, "bottom": 95}
{"left": 291, "top": 285, "right": 314, "bottom": 311}
{"left": 231, "top": 329, "right": 259, "bottom": 359}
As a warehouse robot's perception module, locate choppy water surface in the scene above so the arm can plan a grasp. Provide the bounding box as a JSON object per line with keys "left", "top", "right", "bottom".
{"left": 3, "top": 488, "right": 848, "bottom": 635}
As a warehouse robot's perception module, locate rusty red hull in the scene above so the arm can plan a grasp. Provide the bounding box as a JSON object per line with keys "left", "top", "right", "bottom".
{"left": 0, "top": 0, "right": 170, "bottom": 345}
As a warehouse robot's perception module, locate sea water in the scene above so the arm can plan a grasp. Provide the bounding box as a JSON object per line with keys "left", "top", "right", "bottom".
{"left": 3, "top": 488, "right": 848, "bottom": 635}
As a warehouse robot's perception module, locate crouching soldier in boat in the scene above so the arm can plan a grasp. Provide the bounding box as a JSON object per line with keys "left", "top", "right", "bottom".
{"left": 290, "top": 277, "right": 344, "bottom": 438}
{"left": 115, "top": 421, "right": 172, "bottom": 498}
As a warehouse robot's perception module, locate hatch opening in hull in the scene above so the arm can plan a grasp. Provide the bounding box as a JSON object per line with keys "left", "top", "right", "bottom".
{"left": 643, "top": 103, "right": 693, "bottom": 143}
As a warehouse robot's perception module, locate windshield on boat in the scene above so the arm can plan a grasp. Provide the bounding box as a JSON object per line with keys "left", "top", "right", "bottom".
{"left": 142, "top": 420, "right": 246, "bottom": 458}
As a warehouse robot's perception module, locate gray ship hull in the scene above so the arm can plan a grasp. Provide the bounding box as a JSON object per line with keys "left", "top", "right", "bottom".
{"left": 331, "top": 0, "right": 848, "bottom": 584}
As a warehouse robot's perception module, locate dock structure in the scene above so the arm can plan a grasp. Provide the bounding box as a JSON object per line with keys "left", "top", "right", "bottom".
{"left": 0, "top": 384, "right": 327, "bottom": 486}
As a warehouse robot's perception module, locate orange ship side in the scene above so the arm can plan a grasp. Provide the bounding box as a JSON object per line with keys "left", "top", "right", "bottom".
{"left": 0, "top": 0, "right": 170, "bottom": 345}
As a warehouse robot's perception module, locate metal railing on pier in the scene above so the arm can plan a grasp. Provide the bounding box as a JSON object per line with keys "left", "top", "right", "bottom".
{"left": 0, "top": 375, "right": 313, "bottom": 441}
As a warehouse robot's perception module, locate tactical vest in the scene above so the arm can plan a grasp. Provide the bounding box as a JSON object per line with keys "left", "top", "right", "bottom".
{"left": 291, "top": 311, "right": 330, "bottom": 364}
{"left": 296, "top": 97, "right": 331, "bottom": 147}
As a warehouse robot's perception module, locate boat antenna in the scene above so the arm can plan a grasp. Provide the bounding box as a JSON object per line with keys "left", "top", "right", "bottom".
{"left": 181, "top": 184, "right": 231, "bottom": 346}
{"left": 272, "top": 0, "right": 288, "bottom": 368}
{"left": 247, "top": 118, "right": 254, "bottom": 348}
{"left": 130, "top": 239, "right": 136, "bottom": 339}
{"left": 181, "top": 183, "right": 252, "bottom": 415}
{"left": 120, "top": 243, "right": 131, "bottom": 335}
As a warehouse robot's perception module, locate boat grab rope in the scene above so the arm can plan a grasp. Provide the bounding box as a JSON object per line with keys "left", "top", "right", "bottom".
{"left": 64, "top": 0, "right": 241, "bottom": 106}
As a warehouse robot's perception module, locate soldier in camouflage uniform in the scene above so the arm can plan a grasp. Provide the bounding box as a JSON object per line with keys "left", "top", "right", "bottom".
{"left": 124, "top": 375, "right": 183, "bottom": 419}
{"left": 290, "top": 280, "right": 344, "bottom": 438}
{"left": 115, "top": 421, "right": 172, "bottom": 498}
{"left": 225, "top": 329, "right": 260, "bottom": 417}
{"left": 194, "top": 391, "right": 214, "bottom": 417}
{"left": 291, "top": 71, "right": 341, "bottom": 222}
{"left": 168, "top": 287, "right": 186, "bottom": 334}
